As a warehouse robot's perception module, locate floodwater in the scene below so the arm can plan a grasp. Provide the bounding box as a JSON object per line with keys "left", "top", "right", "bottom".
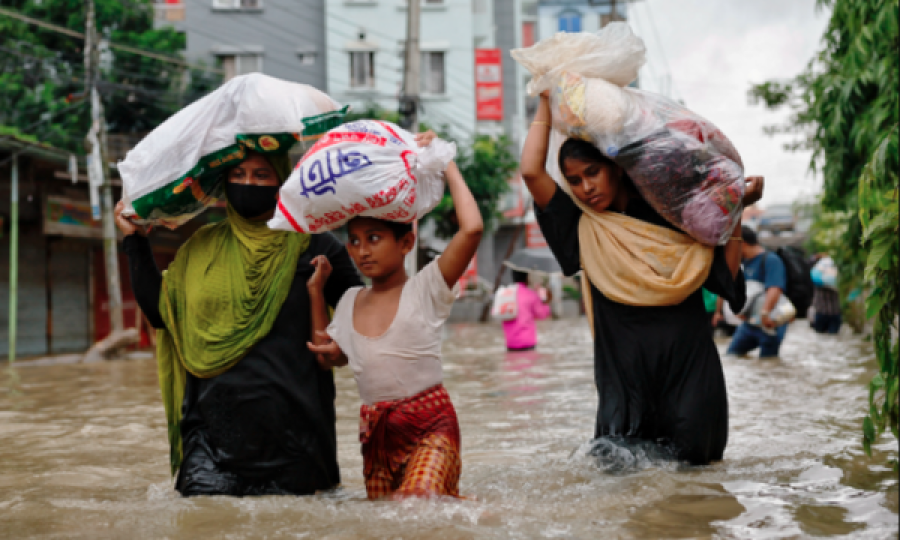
{"left": 1, "top": 319, "right": 897, "bottom": 539}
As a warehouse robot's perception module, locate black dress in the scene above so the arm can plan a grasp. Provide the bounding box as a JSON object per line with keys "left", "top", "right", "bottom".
{"left": 535, "top": 188, "right": 746, "bottom": 465}
{"left": 124, "top": 232, "right": 362, "bottom": 496}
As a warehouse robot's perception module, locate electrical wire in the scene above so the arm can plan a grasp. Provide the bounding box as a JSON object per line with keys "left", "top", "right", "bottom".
{"left": 246, "top": 0, "right": 477, "bottom": 95}
{"left": 0, "top": 5, "right": 225, "bottom": 74}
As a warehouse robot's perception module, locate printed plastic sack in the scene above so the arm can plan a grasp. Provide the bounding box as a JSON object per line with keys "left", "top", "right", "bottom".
{"left": 491, "top": 285, "right": 519, "bottom": 321}
{"left": 269, "top": 120, "right": 455, "bottom": 233}
{"left": 512, "top": 23, "right": 745, "bottom": 246}
{"left": 118, "top": 73, "right": 348, "bottom": 229}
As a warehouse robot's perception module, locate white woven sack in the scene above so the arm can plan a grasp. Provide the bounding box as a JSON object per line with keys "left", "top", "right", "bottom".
{"left": 118, "top": 73, "right": 345, "bottom": 229}
{"left": 269, "top": 120, "right": 455, "bottom": 233}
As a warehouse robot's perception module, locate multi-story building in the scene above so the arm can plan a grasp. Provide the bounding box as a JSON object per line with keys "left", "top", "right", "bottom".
{"left": 324, "top": 0, "right": 478, "bottom": 140}
{"left": 153, "top": 0, "right": 328, "bottom": 89}
{"left": 536, "top": 0, "right": 627, "bottom": 39}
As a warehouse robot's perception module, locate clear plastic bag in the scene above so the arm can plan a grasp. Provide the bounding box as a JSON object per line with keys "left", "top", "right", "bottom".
{"left": 269, "top": 120, "right": 455, "bottom": 233}
{"left": 513, "top": 22, "right": 646, "bottom": 95}
{"left": 513, "top": 23, "right": 745, "bottom": 246}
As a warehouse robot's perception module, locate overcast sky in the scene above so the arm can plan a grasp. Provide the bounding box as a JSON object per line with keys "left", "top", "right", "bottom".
{"left": 626, "top": 0, "right": 831, "bottom": 207}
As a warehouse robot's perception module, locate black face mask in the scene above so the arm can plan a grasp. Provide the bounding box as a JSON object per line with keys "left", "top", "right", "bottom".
{"left": 225, "top": 183, "right": 279, "bottom": 219}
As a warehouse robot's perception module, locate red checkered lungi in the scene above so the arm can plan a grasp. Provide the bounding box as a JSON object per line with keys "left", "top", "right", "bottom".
{"left": 360, "top": 384, "right": 461, "bottom": 500}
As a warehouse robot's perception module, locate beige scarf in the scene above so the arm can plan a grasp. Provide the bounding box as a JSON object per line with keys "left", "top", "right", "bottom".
{"left": 555, "top": 178, "right": 714, "bottom": 331}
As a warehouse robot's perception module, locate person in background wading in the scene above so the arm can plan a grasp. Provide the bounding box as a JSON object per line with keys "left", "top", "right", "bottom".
{"left": 520, "top": 91, "right": 763, "bottom": 465}
{"left": 503, "top": 270, "right": 553, "bottom": 352}
{"left": 809, "top": 253, "right": 842, "bottom": 335}
{"left": 114, "top": 150, "right": 363, "bottom": 497}
{"left": 725, "top": 226, "right": 789, "bottom": 358}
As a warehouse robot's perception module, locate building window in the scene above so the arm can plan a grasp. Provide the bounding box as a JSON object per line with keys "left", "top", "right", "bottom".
{"left": 558, "top": 11, "right": 581, "bottom": 33}
{"left": 219, "top": 54, "right": 263, "bottom": 80}
{"left": 212, "top": 0, "right": 261, "bottom": 9}
{"left": 350, "top": 51, "right": 375, "bottom": 88}
{"left": 421, "top": 51, "right": 445, "bottom": 94}
{"left": 297, "top": 51, "right": 317, "bottom": 66}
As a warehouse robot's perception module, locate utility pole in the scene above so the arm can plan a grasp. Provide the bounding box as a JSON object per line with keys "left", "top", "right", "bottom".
{"left": 399, "top": 0, "right": 421, "bottom": 132}
{"left": 8, "top": 156, "right": 18, "bottom": 364}
{"left": 400, "top": 0, "right": 421, "bottom": 277}
{"left": 84, "top": 0, "right": 124, "bottom": 335}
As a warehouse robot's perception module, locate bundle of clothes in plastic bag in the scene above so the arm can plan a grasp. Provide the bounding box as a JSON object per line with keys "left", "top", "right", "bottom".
{"left": 512, "top": 22, "right": 745, "bottom": 245}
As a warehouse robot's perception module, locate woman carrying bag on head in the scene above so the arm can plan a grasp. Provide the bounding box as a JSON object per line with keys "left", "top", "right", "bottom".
{"left": 115, "top": 150, "right": 362, "bottom": 496}
{"left": 520, "top": 92, "right": 762, "bottom": 465}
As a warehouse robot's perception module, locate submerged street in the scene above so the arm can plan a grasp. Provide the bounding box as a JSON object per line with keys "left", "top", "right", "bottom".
{"left": 0, "top": 319, "right": 896, "bottom": 539}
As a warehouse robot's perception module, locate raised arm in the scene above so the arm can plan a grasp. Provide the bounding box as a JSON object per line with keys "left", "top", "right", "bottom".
{"left": 116, "top": 201, "right": 165, "bottom": 329}
{"left": 437, "top": 161, "right": 484, "bottom": 287}
{"left": 520, "top": 92, "right": 559, "bottom": 210}
{"left": 307, "top": 255, "right": 348, "bottom": 369}
{"left": 724, "top": 175, "right": 764, "bottom": 279}
{"left": 725, "top": 217, "right": 743, "bottom": 279}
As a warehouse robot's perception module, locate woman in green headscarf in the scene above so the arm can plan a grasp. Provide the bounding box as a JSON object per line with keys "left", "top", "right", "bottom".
{"left": 115, "top": 151, "right": 362, "bottom": 497}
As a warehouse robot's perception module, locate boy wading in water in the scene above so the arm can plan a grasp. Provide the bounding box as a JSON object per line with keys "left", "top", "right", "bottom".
{"left": 307, "top": 134, "right": 483, "bottom": 499}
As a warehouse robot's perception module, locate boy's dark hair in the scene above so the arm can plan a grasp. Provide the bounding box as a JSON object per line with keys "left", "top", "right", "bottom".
{"left": 384, "top": 220, "right": 414, "bottom": 240}
{"left": 348, "top": 216, "right": 413, "bottom": 240}
{"left": 511, "top": 270, "right": 529, "bottom": 284}
{"left": 741, "top": 225, "right": 758, "bottom": 246}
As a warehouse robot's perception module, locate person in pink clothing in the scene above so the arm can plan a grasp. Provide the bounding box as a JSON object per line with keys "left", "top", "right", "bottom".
{"left": 503, "top": 271, "right": 552, "bottom": 351}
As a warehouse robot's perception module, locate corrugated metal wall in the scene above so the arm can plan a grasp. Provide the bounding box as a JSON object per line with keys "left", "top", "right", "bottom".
{"left": 48, "top": 240, "right": 91, "bottom": 353}
{"left": 0, "top": 226, "right": 48, "bottom": 357}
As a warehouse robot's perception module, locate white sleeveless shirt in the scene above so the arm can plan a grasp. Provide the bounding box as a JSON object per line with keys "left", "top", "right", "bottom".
{"left": 327, "top": 260, "right": 458, "bottom": 405}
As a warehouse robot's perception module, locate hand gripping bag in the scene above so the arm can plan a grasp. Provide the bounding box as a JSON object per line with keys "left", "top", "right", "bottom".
{"left": 118, "top": 73, "right": 348, "bottom": 229}
{"left": 269, "top": 120, "right": 456, "bottom": 233}
{"left": 512, "top": 22, "right": 745, "bottom": 246}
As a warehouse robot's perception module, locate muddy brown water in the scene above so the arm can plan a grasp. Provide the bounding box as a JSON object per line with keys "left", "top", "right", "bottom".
{"left": 1, "top": 320, "right": 897, "bottom": 539}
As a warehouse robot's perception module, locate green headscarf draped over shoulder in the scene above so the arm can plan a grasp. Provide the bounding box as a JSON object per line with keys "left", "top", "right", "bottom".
{"left": 156, "top": 152, "right": 309, "bottom": 475}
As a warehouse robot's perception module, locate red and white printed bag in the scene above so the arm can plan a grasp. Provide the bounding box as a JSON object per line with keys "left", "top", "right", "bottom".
{"left": 269, "top": 120, "right": 455, "bottom": 233}
{"left": 491, "top": 285, "right": 519, "bottom": 322}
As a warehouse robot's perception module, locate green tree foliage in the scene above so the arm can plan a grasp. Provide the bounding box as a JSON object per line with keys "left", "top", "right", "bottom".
{"left": 0, "top": 0, "right": 220, "bottom": 152}
{"left": 343, "top": 103, "right": 517, "bottom": 236}
{"left": 429, "top": 135, "right": 516, "bottom": 237}
{"left": 749, "top": 0, "right": 898, "bottom": 466}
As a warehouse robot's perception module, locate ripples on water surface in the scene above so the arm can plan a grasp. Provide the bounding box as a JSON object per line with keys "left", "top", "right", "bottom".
{"left": 1, "top": 320, "right": 897, "bottom": 539}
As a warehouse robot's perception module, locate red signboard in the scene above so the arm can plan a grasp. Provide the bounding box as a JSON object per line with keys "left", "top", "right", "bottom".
{"left": 458, "top": 255, "right": 478, "bottom": 291}
{"left": 475, "top": 49, "right": 503, "bottom": 121}
{"left": 526, "top": 222, "right": 547, "bottom": 249}
{"left": 522, "top": 22, "right": 536, "bottom": 48}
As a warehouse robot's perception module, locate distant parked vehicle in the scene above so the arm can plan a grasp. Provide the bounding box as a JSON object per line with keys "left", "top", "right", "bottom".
{"left": 758, "top": 204, "right": 796, "bottom": 234}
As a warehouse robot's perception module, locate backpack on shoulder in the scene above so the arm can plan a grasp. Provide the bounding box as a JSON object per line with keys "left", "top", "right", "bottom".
{"left": 770, "top": 247, "right": 815, "bottom": 319}
{"left": 491, "top": 285, "right": 519, "bottom": 321}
